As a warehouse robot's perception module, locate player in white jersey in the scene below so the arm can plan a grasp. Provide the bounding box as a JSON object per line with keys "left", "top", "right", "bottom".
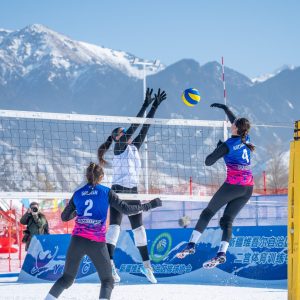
{"left": 98, "top": 88, "right": 167, "bottom": 284}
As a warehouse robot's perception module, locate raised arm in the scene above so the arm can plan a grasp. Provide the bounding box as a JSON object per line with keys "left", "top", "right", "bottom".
{"left": 61, "top": 197, "right": 77, "bottom": 222}
{"left": 132, "top": 89, "right": 167, "bottom": 150}
{"left": 119, "top": 88, "right": 155, "bottom": 143}
{"left": 210, "top": 103, "right": 237, "bottom": 124}
{"left": 109, "top": 190, "right": 162, "bottom": 215}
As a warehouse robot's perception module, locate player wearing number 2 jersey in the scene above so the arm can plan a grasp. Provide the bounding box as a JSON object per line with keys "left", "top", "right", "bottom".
{"left": 177, "top": 103, "right": 255, "bottom": 269}
{"left": 45, "top": 163, "right": 161, "bottom": 300}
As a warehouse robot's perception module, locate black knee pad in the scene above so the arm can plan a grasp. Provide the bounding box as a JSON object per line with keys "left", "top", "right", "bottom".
{"left": 219, "top": 215, "right": 234, "bottom": 230}
{"left": 59, "top": 273, "right": 75, "bottom": 289}
{"left": 200, "top": 208, "right": 215, "bottom": 222}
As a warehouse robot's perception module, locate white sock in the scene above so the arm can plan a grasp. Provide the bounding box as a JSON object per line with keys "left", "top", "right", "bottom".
{"left": 143, "top": 260, "right": 151, "bottom": 268}
{"left": 45, "top": 294, "right": 57, "bottom": 300}
{"left": 189, "top": 230, "right": 202, "bottom": 244}
{"left": 218, "top": 241, "right": 229, "bottom": 254}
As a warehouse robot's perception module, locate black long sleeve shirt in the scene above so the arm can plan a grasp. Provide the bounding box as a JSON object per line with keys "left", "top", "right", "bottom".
{"left": 205, "top": 135, "right": 241, "bottom": 166}
{"left": 205, "top": 106, "right": 238, "bottom": 166}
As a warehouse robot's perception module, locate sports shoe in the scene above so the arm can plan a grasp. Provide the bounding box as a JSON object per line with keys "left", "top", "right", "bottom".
{"left": 111, "top": 261, "right": 121, "bottom": 283}
{"left": 203, "top": 252, "right": 226, "bottom": 269}
{"left": 140, "top": 265, "right": 157, "bottom": 284}
{"left": 176, "top": 242, "right": 196, "bottom": 259}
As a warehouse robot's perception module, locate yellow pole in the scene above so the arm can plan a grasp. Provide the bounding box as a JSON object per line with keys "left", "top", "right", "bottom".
{"left": 288, "top": 120, "right": 300, "bottom": 300}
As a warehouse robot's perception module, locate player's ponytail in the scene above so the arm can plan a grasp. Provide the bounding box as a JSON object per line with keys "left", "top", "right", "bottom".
{"left": 98, "top": 136, "right": 113, "bottom": 166}
{"left": 86, "top": 162, "right": 104, "bottom": 187}
{"left": 235, "top": 118, "right": 255, "bottom": 152}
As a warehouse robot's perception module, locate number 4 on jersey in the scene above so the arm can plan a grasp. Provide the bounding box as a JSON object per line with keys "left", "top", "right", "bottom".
{"left": 242, "top": 148, "right": 249, "bottom": 163}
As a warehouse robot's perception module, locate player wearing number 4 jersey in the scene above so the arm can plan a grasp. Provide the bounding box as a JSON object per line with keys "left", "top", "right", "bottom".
{"left": 45, "top": 163, "right": 161, "bottom": 300}
{"left": 177, "top": 103, "right": 255, "bottom": 269}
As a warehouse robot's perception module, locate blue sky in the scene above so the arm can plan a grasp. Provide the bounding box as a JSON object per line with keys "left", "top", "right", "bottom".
{"left": 0, "top": 0, "right": 299, "bottom": 78}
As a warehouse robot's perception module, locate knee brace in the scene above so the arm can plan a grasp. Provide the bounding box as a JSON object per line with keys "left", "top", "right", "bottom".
{"left": 106, "top": 224, "right": 120, "bottom": 246}
{"left": 132, "top": 226, "right": 147, "bottom": 247}
{"left": 219, "top": 215, "right": 233, "bottom": 230}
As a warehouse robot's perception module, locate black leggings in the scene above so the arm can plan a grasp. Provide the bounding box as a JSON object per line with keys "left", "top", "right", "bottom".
{"left": 195, "top": 183, "right": 253, "bottom": 242}
{"left": 107, "top": 184, "right": 149, "bottom": 261}
{"left": 49, "top": 235, "right": 114, "bottom": 299}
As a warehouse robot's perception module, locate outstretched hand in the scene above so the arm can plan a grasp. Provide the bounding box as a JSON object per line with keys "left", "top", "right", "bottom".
{"left": 153, "top": 88, "right": 167, "bottom": 107}
{"left": 142, "top": 198, "right": 162, "bottom": 211}
{"left": 210, "top": 103, "right": 228, "bottom": 110}
{"left": 143, "top": 88, "right": 155, "bottom": 107}
{"left": 149, "top": 198, "right": 162, "bottom": 209}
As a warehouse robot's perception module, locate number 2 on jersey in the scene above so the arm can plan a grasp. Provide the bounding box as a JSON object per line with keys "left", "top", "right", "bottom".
{"left": 84, "top": 199, "right": 93, "bottom": 216}
{"left": 242, "top": 148, "right": 249, "bottom": 163}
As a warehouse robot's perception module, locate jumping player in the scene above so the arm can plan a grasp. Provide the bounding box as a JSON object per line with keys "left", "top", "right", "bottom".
{"left": 177, "top": 103, "right": 255, "bottom": 269}
{"left": 45, "top": 163, "right": 162, "bottom": 300}
{"left": 98, "top": 88, "right": 167, "bottom": 283}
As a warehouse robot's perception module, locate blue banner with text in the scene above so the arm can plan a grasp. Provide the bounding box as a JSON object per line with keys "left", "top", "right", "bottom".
{"left": 18, "top": 226, "right": 287, "bottom": 287}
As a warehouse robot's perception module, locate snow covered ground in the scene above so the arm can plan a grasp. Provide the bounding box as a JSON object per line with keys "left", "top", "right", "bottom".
{"left": 0, "top": 281, "right": 287, "bottom": 300}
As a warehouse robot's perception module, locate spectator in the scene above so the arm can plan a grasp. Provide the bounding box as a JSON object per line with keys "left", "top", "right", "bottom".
{"left": 20, "top": 201, "right": 49, "bottom": 251}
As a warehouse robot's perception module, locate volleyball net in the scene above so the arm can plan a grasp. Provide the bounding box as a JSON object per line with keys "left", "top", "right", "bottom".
{"left": 0, "top": 109, "right": 229, "bottom": 202}
{"left": 0, "top": 109, "right": 293, "bottom": 273}
{"left": 0, "top": 108, "right": 291, "bottom": 234}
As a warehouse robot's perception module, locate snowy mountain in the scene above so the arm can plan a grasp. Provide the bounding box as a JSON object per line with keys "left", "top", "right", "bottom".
{"left": 0, "top": 24, "right": 163, "bottom": 113}
{"left": 252, "top": 65, "right": 296, "bottom": 83}
{"left": 0, "top": 24, "right": 298, "bottom": 124}
{"left": 0, "top": 24, "right": 163, "bottom": 79}
{"left": 0, "top": 29, "right": 12, "bottom": 44}
{"left": 0, "top": 24, "right": 298, "bottom": 192}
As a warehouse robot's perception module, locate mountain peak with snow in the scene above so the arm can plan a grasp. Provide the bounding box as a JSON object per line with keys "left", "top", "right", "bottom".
{"left": 0, "top": 23, "right": 299, "bottom": 133}
{"left": 0, "top": 28, "right": 12, "bottom": 43}
{"left": 21, "top": 23, "right": 54, "bottom": 34}
{"left": 0, "top": 24, "right": 164, "bottom": 81}
{"left": 0, "top": 28, "right": 13, "bottom": 34}
{"left": 252, "top": 64, "right": 297, "bottom": 83}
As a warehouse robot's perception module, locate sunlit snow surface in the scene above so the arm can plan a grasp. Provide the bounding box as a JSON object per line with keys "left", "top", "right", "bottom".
{"left": 0, "top": 280, "right": 287, "bottom": 300}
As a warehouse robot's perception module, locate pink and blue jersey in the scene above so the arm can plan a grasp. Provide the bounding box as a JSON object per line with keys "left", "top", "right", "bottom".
{"left": 224, "top": 136, "right": 254, "bottom": 186}
{"left": 72, "top": 184, "right": 110, "bottom": 242}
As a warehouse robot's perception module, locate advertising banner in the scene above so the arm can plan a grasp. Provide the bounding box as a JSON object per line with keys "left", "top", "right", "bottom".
{"left": 18, "top": 226, "right": 287, "bottom": 288}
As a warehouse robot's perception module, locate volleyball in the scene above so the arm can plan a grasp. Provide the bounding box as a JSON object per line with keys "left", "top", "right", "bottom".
{"left": 181, "top": 88, "right": 201, "bottom": 107}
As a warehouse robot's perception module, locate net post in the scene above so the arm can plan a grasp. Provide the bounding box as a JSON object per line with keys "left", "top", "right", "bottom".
{"left": 223, "top": 121, "right": 229, "bottom": 141}
{"left": 288, "top": 120, "right": 300, "bottom": 300}
{"left": 19, "top": 205, "right": 24, "bottom": 268}
{"left": 8, "top": 200, "right": 12, "bottom": 272}
{"left": 263, "top": 171, "right": 267, "bottom": 194}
